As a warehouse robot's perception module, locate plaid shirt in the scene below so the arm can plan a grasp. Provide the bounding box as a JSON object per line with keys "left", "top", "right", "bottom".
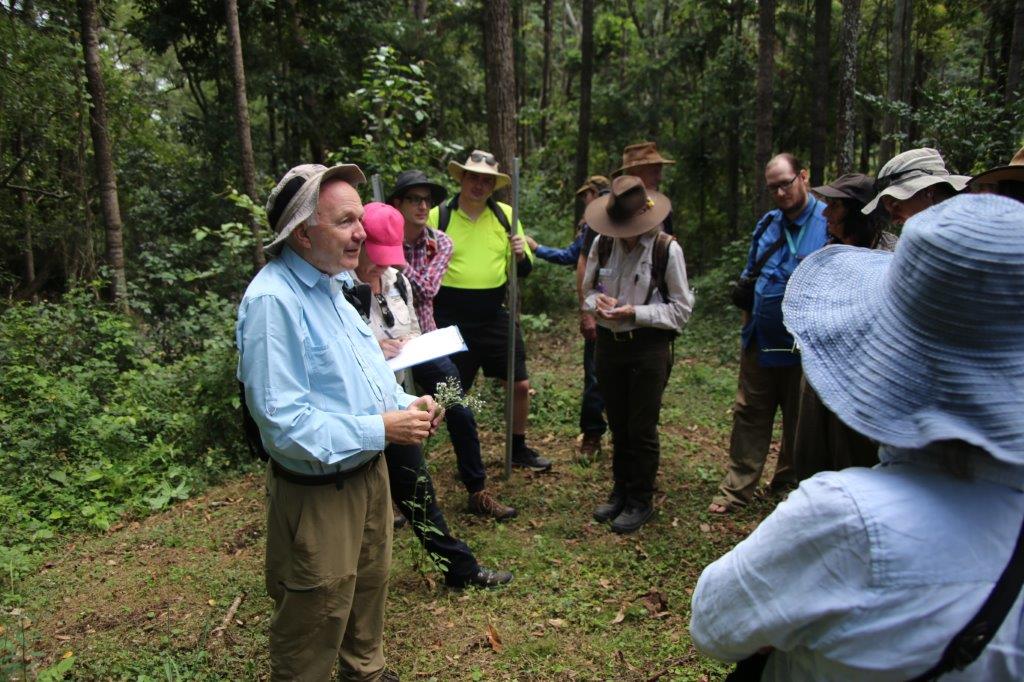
{"left": 402, "top": 227, "right": 453, "bottom": 332}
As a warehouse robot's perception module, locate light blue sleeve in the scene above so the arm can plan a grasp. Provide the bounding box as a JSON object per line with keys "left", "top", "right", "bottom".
{"left": 238, "top": 294, "right": 387, "bottom": 467}
{"left": 689, "top": 475, "right": 873, "bottom": 661}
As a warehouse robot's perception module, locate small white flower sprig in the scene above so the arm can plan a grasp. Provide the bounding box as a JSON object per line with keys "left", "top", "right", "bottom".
{"left": 433, "top": 376, "right": 485, "bottom": 413}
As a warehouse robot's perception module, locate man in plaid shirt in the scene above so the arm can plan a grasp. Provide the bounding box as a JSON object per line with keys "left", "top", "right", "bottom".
{"left": 387, "top": 170, "right": 517, "bottom": 520}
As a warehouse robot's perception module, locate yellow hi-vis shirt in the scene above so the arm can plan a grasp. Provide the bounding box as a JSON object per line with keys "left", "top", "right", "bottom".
{"left": 427, "top": 200, "right": 533, "bottom": 290}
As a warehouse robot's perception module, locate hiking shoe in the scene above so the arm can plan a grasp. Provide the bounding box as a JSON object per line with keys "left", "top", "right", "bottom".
{"left": 468, "top": 489, "right": 518, "bottom": 521}
{"left": 579, "top": 433, "right": 602, "bottom": 458}
{"left": 511, "top": 446, "right": 552, "bottom": 472}
{"left": 449, "top": 566, "right": 514, "bottom": 589}
{"left": 610, "top": 502, "right": 654, "bottom": 534}
{"left": 593, "top": 489, "right": 626, "bottom": 523}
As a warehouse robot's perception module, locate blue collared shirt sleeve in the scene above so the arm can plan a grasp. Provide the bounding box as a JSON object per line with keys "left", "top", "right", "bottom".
{"left": 535, "top": 232, "right": 584, "bottom": 266}
{"left": 238, "top": 292, "right": 388, "bottom": 467}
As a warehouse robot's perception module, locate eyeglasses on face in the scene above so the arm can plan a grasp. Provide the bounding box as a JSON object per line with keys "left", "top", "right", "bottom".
{"left": 765, "top": 175, "right": 800, "bottom": 194}
{"left": 469, "top": 151, "right": 497, "bottom": 166}
{"left": 402, "top": 193, "right": 432, "bottom": 207}
{"left": 375, "top": 293, "right": 395, "bottom": 327}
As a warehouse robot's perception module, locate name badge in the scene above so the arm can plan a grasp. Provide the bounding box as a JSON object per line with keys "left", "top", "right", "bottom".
{"left": 599, "top": 267, "right": 614, "bottom": 279}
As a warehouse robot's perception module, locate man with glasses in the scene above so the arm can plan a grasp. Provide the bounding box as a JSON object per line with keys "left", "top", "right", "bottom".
{"left": 708, "top": 153, "right": 828, "bottom": 514}
{"left": 426, "top": 150, "right": 552, "bottom": 473}
{"left": 386, "top": 170, "right": 518, "bottom": 519}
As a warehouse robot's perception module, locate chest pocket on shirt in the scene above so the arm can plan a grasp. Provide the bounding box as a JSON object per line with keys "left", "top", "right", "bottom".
{"left": 303, "top": 340, "right": 345, "bottom": 404}
{"left": 386, "top": 293, "right": 412, "bottom": 326}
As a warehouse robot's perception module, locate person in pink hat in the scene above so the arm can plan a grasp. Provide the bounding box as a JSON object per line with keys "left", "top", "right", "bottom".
{"left": 353, "top": 202, "right": 515, "bottom": 589}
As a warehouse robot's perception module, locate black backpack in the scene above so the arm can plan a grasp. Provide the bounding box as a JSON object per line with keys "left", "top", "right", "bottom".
{"left": 437, "top": 193, "right": 513, "bottom": 235}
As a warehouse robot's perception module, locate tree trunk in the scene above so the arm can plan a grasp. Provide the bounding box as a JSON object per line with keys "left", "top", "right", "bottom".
{"left": 78, "top": 0, "right": 128, "bottom": 311}
{"left": 225, "top": 0, "right": 266, "bottom": 271}
{"left": 13, "top": 134, "right": 37, "bottom": 301}
{"left": 835, "top": 0, "right": 862, "bottom": 175}
{"left": 754, "top": 0, "right": 776, "bottom": 216}
{"left": 482, "top": 0, "right": 518, "bottom": 195}
{"left": 725, "top": 0, "right": 743, "bottom": 237}
{"left": 412, "top": 0, "right": 428, "bottom": 20}
{"left": 880, "top": 0, "right": 912, "bottom": 163}
{"left": 513, "top": 0, "right": 526, "bottom": 159}
{"left": 573, "top": 0, "right": 595, "bottom": 221}
{"left": 1008, "top": 0, "right": 1024, "bottom": 105}
{"left": 810, "top": 0, "right": 831, "bottom": 186}
{"left": 285, "top": 0, "right": 324, "bottom": 164}
{"left": 539, "top": 0, "right": 553, "bottom": 146}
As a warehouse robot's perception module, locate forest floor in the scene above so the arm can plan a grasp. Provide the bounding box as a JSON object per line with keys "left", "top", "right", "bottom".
{"left": 4, "top": 310, "right": 786, "bottom": 681}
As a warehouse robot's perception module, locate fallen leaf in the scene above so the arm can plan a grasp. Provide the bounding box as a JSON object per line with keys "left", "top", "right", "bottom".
{"left": 547, "top": 618, "right": 566, "bottom": 628}
{"left": 598, "top": 578, "right": 612, "bottom": 589}
{"left": 671, "top": 517, "right": 680, "bottom": 528}
{"left": 62, "top": 650, "right": 73, "bottom": 659}
{"left": 639, "top": 589, "right": 669, "bottom": 616}
{"left": 699, "top": 523, "right": 711, "bottom": 533}
{"left": 611, "top": 605, "right": 626, "bottom": 624}
{"left": 207, "top": 599, "right": 217, "bottom": 606}
{"left": 485, "top": 623, "right": 503, "bottom": 653}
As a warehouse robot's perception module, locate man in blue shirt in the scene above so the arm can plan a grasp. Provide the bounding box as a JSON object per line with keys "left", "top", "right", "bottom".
{"left": 709, "top": 153, "right": 828, "bottom": 514}
{"left": 237, "top": 163, "right": 442, "bottom": 680}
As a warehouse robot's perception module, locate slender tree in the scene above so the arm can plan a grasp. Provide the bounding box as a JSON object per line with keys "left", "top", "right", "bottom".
{"left": 539, "top": 0, "right": 553, "bottom": 146}
{"left": 225, "top": 0, "right": 265, "bottom": 271}
{"left": 835, "top": 0, "right": 863, "bottom": 175}
{"left": 1008, "top": 0, "right": 1024, "bottom": 105}
{"left": 725, "top": 0, "right": 743, "bottom": 236}
{"left": 754, "top": 0, "right": 776, "bottom": 215}
{"left": 482, "top": 0, "right": 518, "bottom": 192}
{"left": 880, "top": 0, "right": 913, "bottom": 162}
{"left": 78, "top": 0, "right": 128, "bottom": 310}
{"left": 810, "top": 0, "right": 831, "bottom": 186}
{"left": 573, "top": 0, "right": 594, "bottom": 219}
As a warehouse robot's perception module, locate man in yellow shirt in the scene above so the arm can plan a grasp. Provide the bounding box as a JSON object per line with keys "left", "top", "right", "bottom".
{"left": 428, "top": 150, "right": 551, "bottom": 472}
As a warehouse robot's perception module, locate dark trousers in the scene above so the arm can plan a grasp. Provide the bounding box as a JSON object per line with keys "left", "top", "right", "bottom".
{"left": 595, "top": 331, "right": 672, "bottom": 505}
{"left": 411, "top": 356, "right": 487, "bottom": 494}
{"left": 579, "top": 338, "right": 607, "bottom": 436}
{"left": 792, "top": 377, "right": 879, "bottom": 480}
{"left": 384, "top": 443, "right": 479, "bottom": 586}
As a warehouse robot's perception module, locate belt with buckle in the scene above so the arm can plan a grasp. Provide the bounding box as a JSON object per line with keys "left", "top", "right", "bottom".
{"left": 271, "top": 453, "right": 381, "bottom": 490}
{"left": 597, "top": 326, "right": 675, "bottom": 343}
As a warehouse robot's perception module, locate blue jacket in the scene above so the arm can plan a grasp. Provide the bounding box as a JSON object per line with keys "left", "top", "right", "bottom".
{"left": 740, "top": 196, "right": 828, "bottom": 367}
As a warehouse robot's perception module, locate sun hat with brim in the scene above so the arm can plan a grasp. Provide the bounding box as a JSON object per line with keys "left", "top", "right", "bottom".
{"left": 385, "top": 169, "right": 447, "bottom": 206}
{"left": 612, "top": 142, "right": 675, "bottom": 177}
{"left": 969, "top": 146, "right": 1024, "bottom": 187}
{"left": 447, "top": 149, "right": 511, "bottom": 190}
{"left": 812, "top": 173, "right": 876, "bottom": 206}
{"left": 575, "top": 175, "right": 611, "bottom": 196}
{"left": 264, "top": 163, "right": 365, "bottom": 255}
{"left": 783, "top": 193, "right": 1024, "bottom": 465}
{"left": 584, "top": 175, "right": 671, "bottom": 239}
{"left": 361, "top": 202, "right": 407, "bottom": 267}
{"left": 862, "top": 147, "right": 970, "bottom": 214}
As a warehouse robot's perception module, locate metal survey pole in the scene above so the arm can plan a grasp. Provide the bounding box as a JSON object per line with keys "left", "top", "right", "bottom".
{"left": 504, "top": 157, "right": 521, "bottom": 479}
{"left": 370, "top": 174, "right": 384, "bottom": 202}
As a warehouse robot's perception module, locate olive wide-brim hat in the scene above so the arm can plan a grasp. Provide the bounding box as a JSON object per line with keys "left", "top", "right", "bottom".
{"left": 584, "top": 175, "right": 671, "bottom": 239}
{"left": 263, "top": 163, "right": 366, "bottom": 255}
{"left": 446, "top": 149, "right": 511, "bottom": 190}
{"left": 783, "top": 193, "right": 1024, "bottom": 465}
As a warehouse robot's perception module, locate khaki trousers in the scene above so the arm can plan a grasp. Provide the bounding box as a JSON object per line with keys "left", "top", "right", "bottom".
{"left": 265, "top": 457, "right": 393, "bottom": 682}
{"left": 792, "top": 377, "right": 879, "bottom": 480}
{"left": 714, "top": 346, "right": 802, "bottom": 508}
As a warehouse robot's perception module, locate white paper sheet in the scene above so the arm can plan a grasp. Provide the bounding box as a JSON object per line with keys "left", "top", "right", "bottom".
{"left": 385, "top": 325, "right": 468, "bottom": 371}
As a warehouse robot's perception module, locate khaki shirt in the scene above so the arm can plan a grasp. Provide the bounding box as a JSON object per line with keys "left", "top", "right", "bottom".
{"left": 581, "top": 229, "right": 695, "bottom": 333}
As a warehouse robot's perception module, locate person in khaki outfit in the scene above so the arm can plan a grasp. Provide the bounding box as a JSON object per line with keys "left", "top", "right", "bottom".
{"left": 237, "top": 163, "right": 442, "bottom": 681}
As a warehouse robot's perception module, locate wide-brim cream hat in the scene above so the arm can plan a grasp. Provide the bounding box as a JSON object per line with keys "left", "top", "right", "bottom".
{"left": 584, "top": 175, "right": 671, "bottom": 238}
{"left": 264, "top": 163, "right": 365, "bottom": 255}
{"left": 862, "top": 147, "right": 970, "bottom": 214}
{"left": 446, "top": 149, "right": 511, "bottom": 190}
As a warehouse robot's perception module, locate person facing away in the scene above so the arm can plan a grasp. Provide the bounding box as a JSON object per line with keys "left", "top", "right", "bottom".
{"left": 351, "top": 201, "right": 514, "bottom": 588}
{"left": 427, "top": 149, "right": 552, "bottom": 473}
{"left": 386, "top": 171, "right": 517, "bottom": 520}
{"left": 691, "top": 193, "right": 1024, "bottom": 680}
{"left": 708, "top": 153, "right": 828, "bottom": 514}
{"left": 237, "top": 163, "right": 441, "bottom": 682}
{"left": 581, "top": 176, "right": 694, "bottom": 534}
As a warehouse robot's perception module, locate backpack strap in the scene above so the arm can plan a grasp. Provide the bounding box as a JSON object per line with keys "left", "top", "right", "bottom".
{"left": 393, "top": 270, "right": 410, "bottom": 305}
{"left": 644, "top": 232, "right": 677, "bottom": 305}
{"left": 590, "top": 235, "right": 614, "bottom": 291}
{"left": 437, "top": 194, "right": 459, "bottom": 232}
{"left": 238, "top": 381, "right": 270, "bottom": 462}
{"left": 486, "top": 197, "right": 513, "bottom": 234}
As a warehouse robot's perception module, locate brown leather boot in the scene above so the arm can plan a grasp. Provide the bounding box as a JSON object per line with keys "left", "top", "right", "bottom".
{"left": 467, "top": 489, "right": 518, "bottom": 521}
{"left": 579, "top": 433, "right": 602, "bottom": 457}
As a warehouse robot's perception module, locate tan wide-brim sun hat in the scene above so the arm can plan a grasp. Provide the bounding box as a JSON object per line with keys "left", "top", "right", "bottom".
{"left": 584, "top": 175, "right": 671, "bottom": 238}
{"left": 612, "top": 141, "right": 675, "bottom": 177}
{"left": 970, "top": 146, "right": 1024, "bottom": 187}
{"left": 264, "top": 163, "right": 366, "bottom": 255}
{"left": 862, "top": 147, "right": 970, "bottom": 214}
{"left": 575, "top": 175, "right": 611, "bottom": 196}
{"left": 447, "top": 149, "right": 511, "bottom": 190}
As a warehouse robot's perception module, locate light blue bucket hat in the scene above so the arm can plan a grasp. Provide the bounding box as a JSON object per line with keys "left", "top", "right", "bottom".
{"left": 783, "top": 194, "right": 1024, "bottom": 465}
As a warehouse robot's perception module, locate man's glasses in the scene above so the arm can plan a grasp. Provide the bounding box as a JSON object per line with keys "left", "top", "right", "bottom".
{"left": 376, "top": 293, "right": 395, "bottom": 327}
{"left": 470, "top": 151, "right": 498, "bottom": 166}
{"left": 402, "top": 194, "right": 432, "bottom": 207}
{"left": 765, "top": 176, "right": 800, "bottom": 194}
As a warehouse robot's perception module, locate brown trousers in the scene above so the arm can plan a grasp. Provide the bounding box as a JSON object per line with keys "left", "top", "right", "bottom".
{"left": 714, "top": 346, "right": 802, "bottom": 508}
{"left": 265, "top": 456, "right": 393, "bottom": 682}
{"left": 792, "top": 377, "right": 879, "bottom": 480}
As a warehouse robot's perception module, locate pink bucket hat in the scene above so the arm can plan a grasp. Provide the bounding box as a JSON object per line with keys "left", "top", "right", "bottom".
{"left": 361, "top": 202, "right": 407, "bottom": 267}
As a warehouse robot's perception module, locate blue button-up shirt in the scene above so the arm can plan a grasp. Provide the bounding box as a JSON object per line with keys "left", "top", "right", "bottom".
{"left": 535, "top": 231, "right": 585, "bottom": 267}
{"left": 236, "top": 246, "right": 416, "bottom": 475}
{"left": 691, "top": 446, "right": 1024, "bottom": 680}
{"left": 740, "top": 196, "right": 828, "bottom": 367}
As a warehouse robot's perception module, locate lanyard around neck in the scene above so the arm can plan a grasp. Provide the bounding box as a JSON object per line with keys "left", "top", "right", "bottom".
{"left": 784, "top": 222, "right": 808, "bottom": 257}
